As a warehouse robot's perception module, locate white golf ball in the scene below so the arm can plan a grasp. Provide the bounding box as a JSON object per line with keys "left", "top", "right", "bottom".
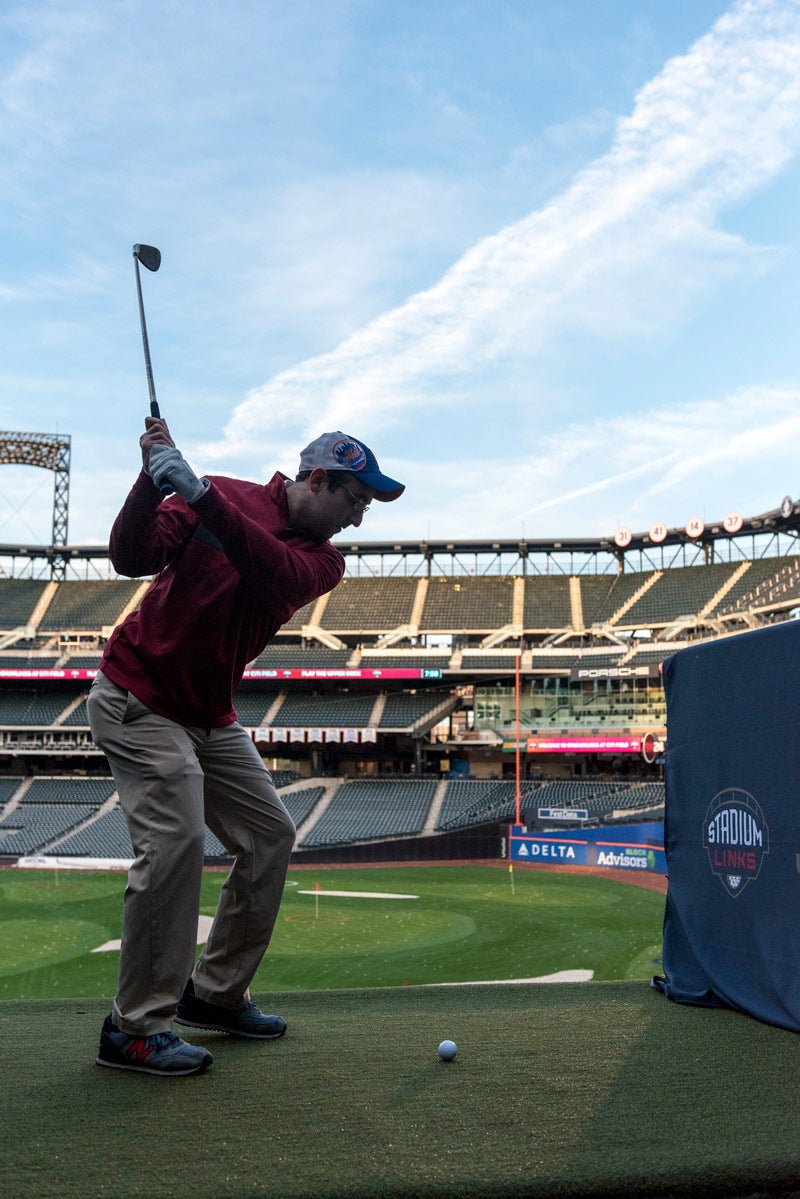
{"left": 438, "top": 1039, "right": 457, "bottom": 1061}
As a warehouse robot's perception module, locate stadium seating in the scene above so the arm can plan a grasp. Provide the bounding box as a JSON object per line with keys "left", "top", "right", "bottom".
{"left": 282, "top": 786, "right": 325, "bottom": 828}
{"left": 578, "top": 573, "right": 649, "bottom": 627}
{"left": 52, "top": 808, "right": 132, "bottom": 858}
{"left": 0, "top": 777, "right": 24, "bottom": 807}
{"left": 276, "top": 598, "right": 318, "bottom": 632}
{"left": 0, "top": 579, "right": 48, "bottom": 629}
{"left": 0, "top": 655, "right": 61, "bottom": 669}
{"left": 0, "top": 803, "right": 98, "bottom": 854}
{"left": 420, "top": 577, "right": 516, "bottom": 632}
{"left": 612, "top": 781, "right": 665, "bottom": 809}
{"left": 321, "top": 577, "right": 419, "bottom": 632}
{"left": 270, "top": 770, "right": 301, "bottom": 788}
{"left": 522, "top": 576, "right": 573, "bottom": 630}
{"left": 62, "top": 698, "right": 89, "bottom": 726}
{"left": 0, "top": 775, "right": 117, "bottom": 855}
{"left": 359, "top": 652, "right": 451, "bottom": 670}
{"left": 22, "top": 777, "right": 115, "bottom": 804}
{"left": 528, "top": 652, "right": 574, "bottom": 674}
{"left": 299, "top": 779, "right": 437, "bottom": 847}
{"left": 460, "top": 652, "right": 524, "bottom": 671}
{"left": 204, "top": 828, "right": 228, "bottom": 857}
{"left": 716, "top": 558, "right": 800, "bottom": 617}
{"left": 621, "top": 563, "right": 739, "bottom": 627}
{"left": 628, "top": 646, "right": 674, "bottom": 663}
{"left": 248, "top": 647, "right": 352, "bottom": 669}
{"left": 37, "top": 580, "right": 143, "bottom": 632}
{"left": 436, "top": 779, "right": 535, "bottom": 830}
{"left": 232, "top": 691, "right": 280, "bottom": 726}
{"left": 45, "top": 775, "right": 320, "bottom": 861}
{"left": 435, "top": 779, "right": 510, "bottom": 828}
{"left": 529, "top": 650, "right": 624, "bottom": 672}
{"left": 0, "top": 690, "right": 78, "bottom": 725}
{"left": 270, "top": 692, "right": 377, "bottom": 727}
{"left": 378, "top": 692, "right": 456, "bottom": 730}
{"left": 525, "top": 779, "right": 664, "bottom": 817}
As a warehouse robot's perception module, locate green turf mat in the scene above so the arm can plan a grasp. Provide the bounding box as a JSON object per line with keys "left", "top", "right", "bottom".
{"left": 4, "top": 981, "right": 800, "bottom": 1198}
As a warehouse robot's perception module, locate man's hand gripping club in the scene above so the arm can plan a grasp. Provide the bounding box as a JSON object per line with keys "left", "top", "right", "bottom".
{"left": 141, "top": 416, "right": 209, "bottom": 505}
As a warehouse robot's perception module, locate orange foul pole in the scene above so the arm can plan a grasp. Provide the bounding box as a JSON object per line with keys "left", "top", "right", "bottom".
{"left": 515, "top": 652, "right": 521, "bottom": 825}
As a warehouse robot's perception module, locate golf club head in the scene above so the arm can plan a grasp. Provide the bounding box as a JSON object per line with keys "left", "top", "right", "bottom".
{"left": 133, "top": 243, "right": 161, "bottom": 272}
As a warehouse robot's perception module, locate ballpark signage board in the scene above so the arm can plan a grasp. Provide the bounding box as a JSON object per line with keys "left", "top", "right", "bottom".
{"left": 0, "top": 668, "right": 100, "bottom": 679}
{"left": 508, "top": 823, "right": 665, "bottom": 873}
{"left": 538, "top": 808, "right": 589, "bottom": 821}
{"left": 569, "top": 663, "right": 661, "bottom": 681}
{"left": 526, "top": 735, "right": 642, "bottom": 754}
{"left": 0, "top": 667, "right": 444, "bottom": 681}
{"left": 244, "top": 668, "right": 444, "bottom": 680}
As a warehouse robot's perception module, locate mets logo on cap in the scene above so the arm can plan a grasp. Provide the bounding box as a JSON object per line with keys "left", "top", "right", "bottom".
{"left": 702, "top": 787, "right": 770, "bottom": 897}
{"left": 331, "top": 438, "right": 367, "bottom": 472}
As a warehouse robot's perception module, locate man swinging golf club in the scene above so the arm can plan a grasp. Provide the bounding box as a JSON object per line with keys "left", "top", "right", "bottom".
{"left": 89, "top": 420, "right": 404, "bottom": 1075}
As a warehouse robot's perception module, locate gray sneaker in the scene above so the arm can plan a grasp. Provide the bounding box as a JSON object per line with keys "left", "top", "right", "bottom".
{"left": 96, "top": 1014, "right": 213, "bottom": 1076}
{"left": 175, "top": 979, "right": 287, "bottom": 1040}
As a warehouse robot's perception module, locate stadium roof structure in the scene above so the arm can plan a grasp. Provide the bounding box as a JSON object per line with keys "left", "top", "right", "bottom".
{"left": 335, "top": 498, "right": 800, "bottom": 573}
{"left": 0, "top": 499, "right": 798, "bottom": 579}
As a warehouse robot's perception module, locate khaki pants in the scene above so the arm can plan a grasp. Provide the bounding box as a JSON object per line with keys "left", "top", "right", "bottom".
{"left": 87, "top": 671, "right": 296, "bottom": 1035}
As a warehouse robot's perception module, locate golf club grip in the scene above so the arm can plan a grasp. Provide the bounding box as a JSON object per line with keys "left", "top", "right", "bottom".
{"left": 147, "top": 410, "right": 174, "bottom": 499}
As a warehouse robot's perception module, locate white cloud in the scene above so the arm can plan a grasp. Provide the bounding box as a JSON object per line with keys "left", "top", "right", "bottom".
{"left": 386, "top": 383, "right": 800, "bottom": 541}
{"left": 213, "top": 169, "right": 481, "bottom": 357}
{"left": 198, "top": 0, "right": 800, "bottom": 474}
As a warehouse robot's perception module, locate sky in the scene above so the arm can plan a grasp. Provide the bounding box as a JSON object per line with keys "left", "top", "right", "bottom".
{"left": 1, "top": 0, "right": 800, "bottom": 550}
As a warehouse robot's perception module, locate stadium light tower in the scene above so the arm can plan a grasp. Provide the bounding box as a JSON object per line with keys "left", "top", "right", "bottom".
{"left": 0, "top": 431, "right": 71, "bottom": 580}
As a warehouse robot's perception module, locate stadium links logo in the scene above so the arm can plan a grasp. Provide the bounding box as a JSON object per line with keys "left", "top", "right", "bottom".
{"left": 702, "top": 788, "right": 770, "bottom": 897}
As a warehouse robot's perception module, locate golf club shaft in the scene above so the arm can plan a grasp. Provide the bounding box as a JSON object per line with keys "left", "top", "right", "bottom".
{"left": 134, "top": 255, "right": 159, "bottom": 417}
{"left": 133, "top": 245, "right": 170, "bottom": 496}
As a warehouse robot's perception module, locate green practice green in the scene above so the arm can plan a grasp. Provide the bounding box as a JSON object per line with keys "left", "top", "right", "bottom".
{"left": 0, "top": 864, "right": 664, "bottom": 999}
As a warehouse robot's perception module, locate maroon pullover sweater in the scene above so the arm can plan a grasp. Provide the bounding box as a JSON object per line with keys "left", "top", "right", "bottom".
{"left": 100, "top": 470, "right": 344, "bottom": 728}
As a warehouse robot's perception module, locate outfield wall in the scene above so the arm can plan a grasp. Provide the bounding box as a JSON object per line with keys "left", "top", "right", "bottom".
{"left": 291, "top": 820, "right": 503, "bottom": 865}
{"left": 508, "top": 822, "right": 666, "bottom": 873}
{"left": 8, "top": 822, "right": 666, "bottom": 873}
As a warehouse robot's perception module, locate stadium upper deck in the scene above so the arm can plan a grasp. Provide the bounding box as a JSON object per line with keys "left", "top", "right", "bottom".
{"left": 0, "top": 549, "right": 798, "bottom": 656}
{"left": 0, "top": 499, "right": 797, "bottom": 781}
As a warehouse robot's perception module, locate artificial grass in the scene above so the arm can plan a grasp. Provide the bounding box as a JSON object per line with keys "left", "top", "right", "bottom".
{"left": 4, "top": 981, "right": 800, "bottom": 1198}
{"left": 0, "top": 865, "right": 664, "bottom": 999}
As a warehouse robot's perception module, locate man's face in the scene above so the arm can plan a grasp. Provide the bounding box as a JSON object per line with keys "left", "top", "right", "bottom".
{"left": 288, "top": 470, "right": 376, "bottom": 542}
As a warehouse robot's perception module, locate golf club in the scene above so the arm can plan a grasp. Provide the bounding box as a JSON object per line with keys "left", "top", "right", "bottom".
{"left": 133, "top": 243, "right": 171, "bottom": 497}
{"left": 132, "top": 243, "right": 162, "bottom": 418}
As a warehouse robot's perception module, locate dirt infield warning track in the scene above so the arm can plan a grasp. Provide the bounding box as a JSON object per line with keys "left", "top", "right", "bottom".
{"left": 287, "top": 859, "right": 670, "bottom": 894}
{"left": 533, "top": 863, "right": 669, "bottom": 893}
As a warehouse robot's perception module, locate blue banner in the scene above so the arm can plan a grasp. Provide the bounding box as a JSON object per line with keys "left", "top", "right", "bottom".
{"left": 654, "top": 621, "right": 800, "bottom": 1033}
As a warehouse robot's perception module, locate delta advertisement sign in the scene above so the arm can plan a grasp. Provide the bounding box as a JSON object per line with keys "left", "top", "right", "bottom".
{"left": 508, "top": 822, "right": 666, "bottom": 874}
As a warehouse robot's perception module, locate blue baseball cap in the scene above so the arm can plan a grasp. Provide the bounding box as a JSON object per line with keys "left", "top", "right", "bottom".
{"left": 298, "top": 431, "right": 405, "bottom": 502}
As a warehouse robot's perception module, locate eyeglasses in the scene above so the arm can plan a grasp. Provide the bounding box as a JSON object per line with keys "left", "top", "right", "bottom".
{"left": 337, "top": 481, "right": 371, "bottom": 515}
